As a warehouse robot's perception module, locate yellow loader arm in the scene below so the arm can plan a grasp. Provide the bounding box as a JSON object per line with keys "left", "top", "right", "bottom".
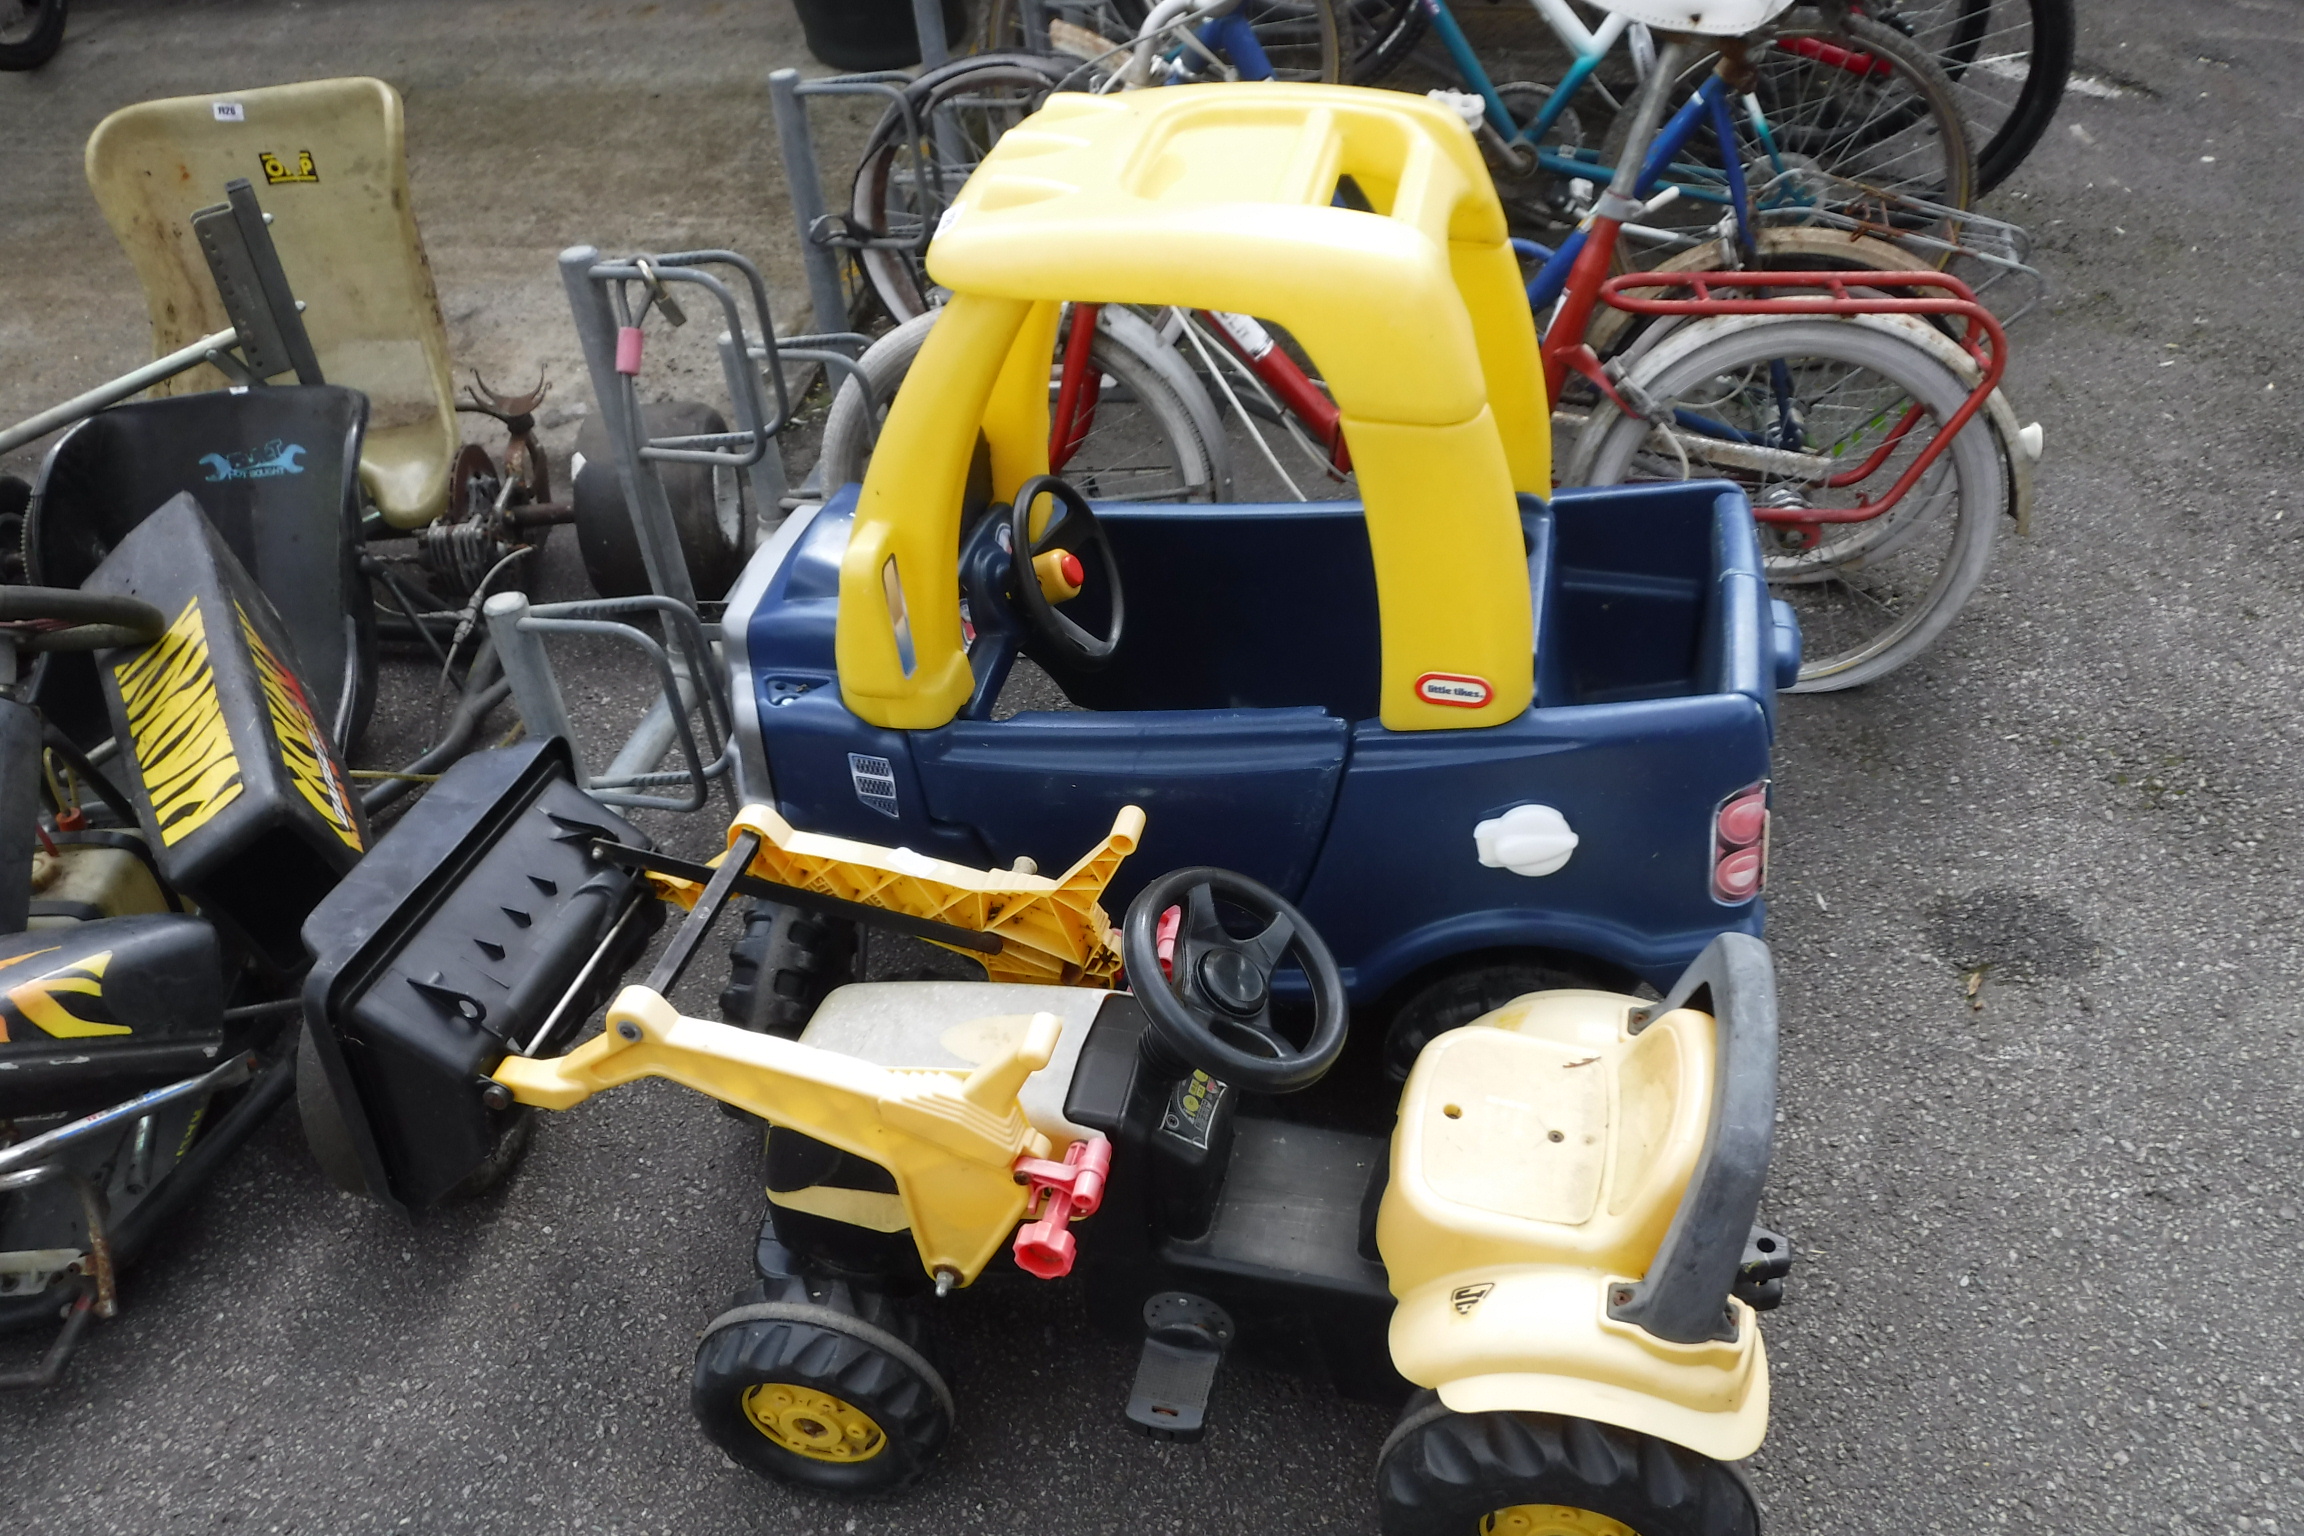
{"left": 645, "top": 803, "right": 1144, "bottom": 987}
{"left": 493, "top": 986, "right": 1071, "bottom": 1287}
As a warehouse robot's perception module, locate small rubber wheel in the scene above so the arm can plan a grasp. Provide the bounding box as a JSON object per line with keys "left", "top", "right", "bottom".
{"left": 719, "top": 900, "right": 859, "bottom": 1039}
{"left": 1376, "top": 1394, "right": 1760, "bottom": 1536}
{"left": 295, "top": 1023, "right": 373, "bottom": 1197}
{"left": 0, "top": 0, "right": 66, "bottom": 70}
{"left": 441, "top": 1105, "right": 533, "bottom": 1202}
{"left": 572, "top": 401, "right": 747, "bottom": 600}
{"left": 1381, "top": 957, "right": 1633, "bottom": 1082}
{"left": 692, "top": 1297, "right": 953, "bottom": 1493}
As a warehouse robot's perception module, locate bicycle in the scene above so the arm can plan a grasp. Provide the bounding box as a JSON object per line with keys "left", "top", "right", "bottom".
{"left": 979, "top": 0, "right": 1342, "bottom": 81}
{"left": 1351, "top": 0, "right": 2071, "bottom": 194}
{"left": 1398, "top": 0, "right": 1976, "bottom": 243}
{"left": 1077, "top": 5, "right": 2033, "bottom": 686}
{"left": 1534, "top": 16, "right": 2028, "bottom": 689}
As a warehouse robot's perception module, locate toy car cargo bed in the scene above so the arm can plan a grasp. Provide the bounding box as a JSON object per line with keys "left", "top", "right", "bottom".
{"left": 725, "top": 479, "right": 1794, "bottom": 994}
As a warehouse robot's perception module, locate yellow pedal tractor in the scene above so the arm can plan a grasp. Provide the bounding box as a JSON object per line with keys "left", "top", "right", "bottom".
{"left": 304, "top": 795, "right": 1793, "bottom": 1533}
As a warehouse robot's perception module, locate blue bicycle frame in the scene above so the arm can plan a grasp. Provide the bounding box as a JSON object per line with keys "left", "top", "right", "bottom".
{"left": 1521, "top": 71, "right": 1767, "bottom": 310}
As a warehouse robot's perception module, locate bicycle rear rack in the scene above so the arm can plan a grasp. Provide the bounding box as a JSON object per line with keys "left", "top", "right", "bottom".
{"left": 1746, "top": 167, "right": 2048, "bottom": 324}
{"left": 1595, "top": 269, "right": 2008, "bottom": 526}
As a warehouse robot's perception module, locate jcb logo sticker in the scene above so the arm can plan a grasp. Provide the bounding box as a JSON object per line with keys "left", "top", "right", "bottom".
{"left": 114, "top": 597, "right": 244, "bottom": 845}
{"left": 239, "top": 603, "right": 362, "bottom": 849}
{"left": 0, "top": 949, "right": 126, "bottom": 1041}
{"left": 258, "top": 149, "right": 318, "bottom": 184}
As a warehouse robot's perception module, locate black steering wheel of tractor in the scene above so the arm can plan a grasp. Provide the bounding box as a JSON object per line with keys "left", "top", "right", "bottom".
{"left": 0, "top": 586, "right": 166, "bottom": 653}
{"left": 1122, "top": 867, "right": 1349, "bottom": 1095}
{"left": 1006, "top": 473, "right": 1122, "bottom": 667}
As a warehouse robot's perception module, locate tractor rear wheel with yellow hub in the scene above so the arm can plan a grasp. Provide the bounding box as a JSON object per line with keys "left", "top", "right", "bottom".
{"left": 690, "top": 1279, "right": 952, "bottom": 1494}
{"left": 1376, "top": 1393, "right": 1759, "bottom": 1536}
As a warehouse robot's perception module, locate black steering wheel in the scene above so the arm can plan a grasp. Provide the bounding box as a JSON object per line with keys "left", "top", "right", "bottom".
{"left": 0, "top": 586, "right": 166, "bottom": 653}
{"left": 1006, "top": 473, "right": 1122, "bottom": 667}
{"left": 1121, "top": 867, "right": 1349, "bottom": 1095}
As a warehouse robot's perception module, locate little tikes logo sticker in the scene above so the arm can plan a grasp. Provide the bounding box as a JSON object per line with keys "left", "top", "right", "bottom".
{"left": 1416, "top": 672, "right": 1493, "bottom": 709}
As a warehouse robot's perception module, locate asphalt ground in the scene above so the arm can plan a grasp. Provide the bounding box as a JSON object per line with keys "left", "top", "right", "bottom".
{"left": 4, "top": 2, "right": 2303, "bottom": 1533}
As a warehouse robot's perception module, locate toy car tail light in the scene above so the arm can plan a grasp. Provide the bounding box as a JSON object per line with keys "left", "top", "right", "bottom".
{"left": 1711, "top": 783, "right": 1769, "bottom": 903}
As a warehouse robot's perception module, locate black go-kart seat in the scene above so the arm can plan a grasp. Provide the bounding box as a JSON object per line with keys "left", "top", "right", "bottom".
{"left": 25, "top": 386, "right": 376, "bottom": 751}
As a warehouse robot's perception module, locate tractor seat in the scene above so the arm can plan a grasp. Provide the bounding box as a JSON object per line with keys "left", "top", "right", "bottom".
{"left": 797, "top": 980, "right": 1110, "bottom": 1143}
{"left": 1376, "top": 989, "right": 1717, "bottom": 1298}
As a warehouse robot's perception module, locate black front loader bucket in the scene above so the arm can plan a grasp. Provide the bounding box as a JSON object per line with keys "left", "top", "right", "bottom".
{"left": 299, "top": 740, "right": 660, "bottom": 1213}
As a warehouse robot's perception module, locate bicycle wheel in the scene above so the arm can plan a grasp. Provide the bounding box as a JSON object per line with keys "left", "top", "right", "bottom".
{"left": 1593, "top": 16, "right": 1974, "bottom": 245}
{"left": 817, "top": 307, "right": 1228, "bottom": 505}
{"left": 851, "top": 53, "right": 1074, "bottom": 324}
{"left": 1341, "top": 0, "right": 1426, "bottom": 82}
{"left": 980, "top": 0, "right": 1341, "bottom": 83}
{"left": 1567, "top": 313, "right": 2003, "bottom": 692}
{"left": 1847, "top": 0, "right": 2073, "bottom": 191}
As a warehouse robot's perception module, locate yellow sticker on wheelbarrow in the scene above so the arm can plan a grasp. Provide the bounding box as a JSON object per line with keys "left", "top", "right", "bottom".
{"left": 3, "top": 949, "right": 127, "bottom": 1039}
{"left": 238, "top": 603, "right": 362, "bottom": 850}
{"left": 114, "top": 597, "right": 244, "bottom": 846}
{"left": 259, "top": 149, "right": 319, "bottom": 184}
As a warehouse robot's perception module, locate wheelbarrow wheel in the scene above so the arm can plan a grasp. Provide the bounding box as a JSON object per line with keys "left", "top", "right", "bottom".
{"left": 297, "top": 1023, "right": 533, "bottom": 1200}
{"left": 692, "top": 1292, "right": 953, "bottom": 1494}
{"left": 296, "top": 1023, "right": 373, "bottom": 1197}
{"left": 441, "top": 1105, "right": 533, "bottom": 1202}
{"left": 1376, "top": 1393, "right": 1760, "bottom": 1536}
{"left": 572, "top": 401, "right": 747, "bottom": 600}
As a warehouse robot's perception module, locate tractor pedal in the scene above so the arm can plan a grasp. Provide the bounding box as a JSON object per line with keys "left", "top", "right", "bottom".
{"left": 1125, "top": 1292, "right": 1234, "bottom": 1442}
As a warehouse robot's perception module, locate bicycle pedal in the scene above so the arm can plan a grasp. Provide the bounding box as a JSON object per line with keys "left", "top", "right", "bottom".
{"left": 1125, "top": 1291, "right": 1234, "bottom": 1443}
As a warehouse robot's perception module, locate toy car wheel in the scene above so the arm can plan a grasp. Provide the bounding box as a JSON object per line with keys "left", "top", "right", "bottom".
{"left": 1381, "top": 957, "right": 1635, "bottom": 1082}
{"left": 1376, "top": 1394, "right": 1759, "bottom": 1536}
{"left": 692, "top": 1295, "right": 953, "bottom": 1493}
{"left": 572, "top": 401, "right": 747, "bottom": 600}
{"left": 719, "top": 900, "right": 859, "bottom": 1039}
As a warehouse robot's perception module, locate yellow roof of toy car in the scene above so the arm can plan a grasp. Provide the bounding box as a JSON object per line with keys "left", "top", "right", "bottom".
{"left": 839, "top": 85, "right": 1546, "bottom": 734}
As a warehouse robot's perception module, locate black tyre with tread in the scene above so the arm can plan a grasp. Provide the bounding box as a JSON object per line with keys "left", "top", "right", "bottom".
{"left": 0, "top": 0, "right": 66, "bottom": 69}
{"left": 1382, "top": 956, "right": 1632, "bottom": 1081}
{"left": 572, "top": 401, "right": 747, "bottom": 600}
{"left": 1376, "top": 1393, "right": 1759, "bottom": 1536}
{"left": 719, "top": 900, "right": 859, "bottom": 1039}
{"left": 692, "top": 1269, "right": 951, "bottom": 1494}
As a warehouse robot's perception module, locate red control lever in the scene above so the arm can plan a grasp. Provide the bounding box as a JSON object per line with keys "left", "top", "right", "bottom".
{"left": 1011, "top": 1134, "right": 1113, "bottom": 1279}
